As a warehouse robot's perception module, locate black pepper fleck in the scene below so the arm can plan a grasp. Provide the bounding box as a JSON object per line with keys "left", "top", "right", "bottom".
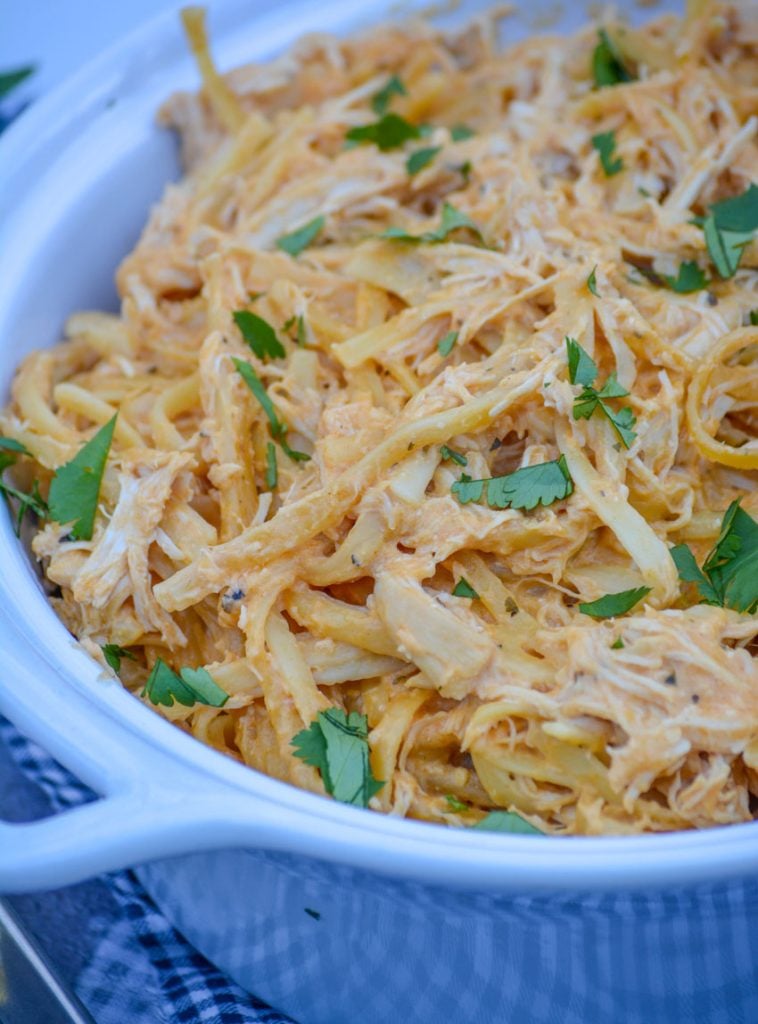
{"left": 692, "top": 694, "right": 700, "bottom": 703}
{"left": 706, "top": 292, "right": 718, "bottom": 307}
{"left": 664, "top": 672, "right": 677, "bottom": 686}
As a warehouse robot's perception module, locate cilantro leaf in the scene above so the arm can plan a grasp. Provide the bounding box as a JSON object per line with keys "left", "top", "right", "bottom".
{"left": 232, "top": 310, "right": 285, "bottom": 360}
{"left": 445, "top": 794, "right": 469, "bottom": 812}
{"left": 371, "top": 75, "right": 406, "bottom": 115}
{"left": 275, "top": 216, "right": 325, "bottom": 257}
{"left": 587, "top": 266, "right": 600, "bottom": 296}
{"left": 102, "top": 644, "right": 136, "bottom": 674}
{"left": 578, "top": 586, "right": 651, "bottom": 619}
{"left": 700, "top": 184, "right": 758, "bottom": 279}
{"left": 292, "top": 708, "right": 384, "bottom": 807}
{"left": 749, "top": 310, "right": 758, "bottom": 326}
{"left": 382, "top": 202, "right": 484, "bottom": 245}
{"left": 0, "top": 66, "right": 35, "bottom": 102}
{"left": 610, "top": 637, "right": 624, "bottom": 650}
{"left": 0, "top": 474, "right": 47, "bottom": 536}
{"left": 662, "top": 260, "right": 708, "bottom": 293}
{"left": 591, "top": 130, "right": 623, "bottom": 176}
{"left": 0, "top": 437, "right": 31, "bottom": 456}
{"left": 265, "top": 441, "right": 278, "bottom": 489}
{"left": 452, "top": 577, "right": 478, "bottom": 599}
{"left": 438, "top": 329, "right": 459, "bottom": 356}
{"left": 234, "top": 358, "right": 310, "bottom": 463}
{"left": 440, "top": 445, "right": 467, "bottom": 466}
{"left": 566, "top": 336, "right": 598, "bottom": 386}
{"left": 674, "top": 501, "right": 758, "bottom": 613}
{"left": 346, "top": 113, "right": 420, "bottom": 151}
{"left": 472, "top": 811, "right": 543, "bottom": 835}
{"left": 592, "top": 29, "right": 634, "bottom": 88}
{"left": 48, "top": 416, "right": 116, "bottom": 541}
{"left": 406, "top": 145, "right": 442, "bottom": 176}
{"left": 296, "top": 314, "right": 307, "bottom": 348}
{"left": 568, "top": 342, "right": 637, "bottom": 448}
{"left": 450, "top": 124, "right": 474, "bottom": 141}
{"left": 142, "top": 658, "right": 228, "bottom": 708}
{"left": 452, "top": 455, "right": 574, "bottom": 512}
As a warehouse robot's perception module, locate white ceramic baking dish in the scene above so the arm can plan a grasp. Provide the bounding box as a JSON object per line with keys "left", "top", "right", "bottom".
{"left": 1, "top": 1, "right": 758, "bottom": 1021}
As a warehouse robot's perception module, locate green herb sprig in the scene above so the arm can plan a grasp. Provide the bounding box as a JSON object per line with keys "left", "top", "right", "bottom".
{"left": 292, "top": 707, "right": 384, "bottom": 807}
{"left": 566, "top": 338, "right": 637, "bottom": 448}
{"left": 452, "top": 455, "right": 573, "bottom": 512}
{"left": 48, "top": 416, "right": 116, "bottom": 541}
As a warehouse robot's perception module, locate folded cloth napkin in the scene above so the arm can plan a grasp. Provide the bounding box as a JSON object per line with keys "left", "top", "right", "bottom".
{"left": 0, "top": 716, "right": 297, "bottom": 1024}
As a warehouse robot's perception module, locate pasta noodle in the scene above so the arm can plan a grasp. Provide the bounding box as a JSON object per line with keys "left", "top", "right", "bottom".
{"left": 1, "top": 2, "right": 757, "bottom": 834}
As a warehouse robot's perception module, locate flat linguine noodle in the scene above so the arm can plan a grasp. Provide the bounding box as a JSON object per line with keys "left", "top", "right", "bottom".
{"left": 2, "top": 2, "right": 757, "bottom": 835}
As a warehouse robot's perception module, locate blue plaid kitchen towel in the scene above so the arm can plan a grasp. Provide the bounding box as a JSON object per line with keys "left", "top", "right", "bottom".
{"left": 0, "top": 716, "right": 297, "bottom": 1024}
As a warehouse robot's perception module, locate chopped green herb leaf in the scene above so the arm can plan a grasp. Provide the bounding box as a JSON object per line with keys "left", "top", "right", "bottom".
{"left": 587, "top": 265, "right": 600, "bottom": 296}
{"left": 282, "top": 315, "right": 296, "bottom": 332}
{"left": 143, "top": 658, "right": 228, "bottom": 708}
{"left": 102, "top": 644, "right": 136, "bottom": 674}
{"left": 280, "top": 439, "right": 311, "bottom": 463}
{"left": 233, "top": 358, "right": 281, "bottom": 435}
{"left": 304, "top": 907, "right": 321, "bottom": 921}
{"left": 0, "top": 449, "right": 47, "bottom": 536}
{"left": 382, "top": 202, "right": 484, "bottom": 245}
{"left": 275, "top": 215, "right": 325, "bottom": 257}
{"left": 0, "top": 437, "right": 31, "bottom": 457}
{"left": 0, "top": 66, "right": 35, "bottom": 101}
{"left": 346, "top": 112, "right": 420, "bottom": 151}
{"left": 296, "top": 314, "right": 307, "bottom": 347}
{"left": 292, "top": 707, "right": 384, "bottom": 807}
{"left": 438, "top": 329, "right": 459, "bottom": 356}
{"left": 440, "top": 445, "right": 467, "bottom": 466}
{"left": 671, "top": 500, "right": 758, "bottom": 613}
{"left": 406, "top": 145, "right": 442, "bottom": 176}
{"left": 579, "top": 586, "right": 651, "bottom": 619}
{"left": 452, "top": 577, "right": 479, "bottom": 599}
{"left": 749, "top": 309, "right": 758, "bottom": 326}
{"left": 232, "top": 310, "right": 285, "bottom": 360}
{"left": 445, "top": 794, "right": 469, "bottom": 813}
{"left": 371, "top": 75, "right": 406, "bottom": 115}
{"left": 450, "top": 124, "right": 474, "bottom": 141}
{"left": 610, "top": 637, "right": 624, "bottom": 650}
{"left": 663, "top": 260, "right": 708, "bottom": 293}
{"left": 48, "top": 416, "right": 116, "bottom": 541}
{"left": 452, "top": 455, "right": 573, "bottom": 512}
{"left": 472, "top": 811, "right": 543, "bottom": 835}
{"left": 265, "top": 441, "right": 278, "bottom": 489}
{"left": 592, "top": 28, "right": 634, "bottom": 88}
{"left": 568, "top": 341, "right": 637, "bottom": 448}
{"left": 566, "top": 336, "right": 598, "bottom": 387}
{"left": 591, "top": 130, "right": 623, "bottom": 176}
{"left": 458, "top": 160, "right": 472, "bottom": 183}
{"left": 700, "top": 184, "right": 758, "bottom": 279}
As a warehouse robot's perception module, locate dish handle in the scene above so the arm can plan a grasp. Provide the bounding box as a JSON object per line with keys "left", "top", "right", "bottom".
{"left": 0, "top": 637, "right": 282, "bottom": 893}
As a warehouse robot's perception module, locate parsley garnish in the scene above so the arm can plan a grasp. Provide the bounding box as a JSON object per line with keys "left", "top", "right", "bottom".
{"left": 592, "top": 29, "right": 634, "bottom": 88}
{"left": 566, "top": 338, "right": 637, "bottom": 448}
{"left": 291, "top": 707, "right": 384, "bottom": 807}
{"left": 48, "top": 416, "right": 116, "bottom": 541}
{"left": 371, "top": 75, "right": 406, "bottom": 115}
{"left": 437, "top": 329, "right": 459, "bottom": 356}
{"left": 275, "top": 215, "right": 325, "bottom": 257}
{"left": 445, "top": 794, "right": 469, "bottom": 812}
{"left": 591, "top": 131, "right": 623, "bottom": 176}
{"left": 472, "top": 811, "right": 543, "bottom": 835}
{"left": 0, "top": 438, "right": 47, "bottom": 536}
{"left": 233, "top": 358, "right": 311, "bottom": 464}
{"left": 382, "top": 202, "right": 484, "bottom": 245}
{"left": 452, "top": 577, "right": 479, "bottom": 599}
{"left": 439, "top": 445, "right": 467, "bottom": 466}
{"left": 0, "top": 66, "right": 35, "bottom": 101}
{"left": 346, "top": 113, "right": 420, "bottom": 151}
{"left": 587, "top": 266, "right": 600, "bottom": 296}
{"left": 296, "top": 314, "right": 307, "bottom": 348}
{"left": 232, "top": 310, "right": 285, "bottom": 360}
{"left": 749, "top": 309, "right": 758, "bottom": 326}
{"left": 406, "top": 145, "right": 441, "bottom": 176}
{"left": 452, "top": 455, "right": 573, "bottom": 512}
{"left": 671, "top": 500, "right": 758, "bottom": 614}
{"left": 579, "top": 586, "right": 651, "bottom": 619}
{"left": 450, "top": 124, "right": 474, "bottom": 141}
{"left": 610, "top": 636, "right": 624, "bottom": 650}
{"left": 699, "top": 183, "right": 758, "bottom": 279}
{"left": 102, "top": 644, "right": 136, "bottom": 673}
{"left": 265, "top": 441, "right": 278, "bottom": 489}
{"left": 663, "top": 261, "right": 708, "bottom": 293}
{"left": 143, "top": 658, "right": 228, "bottom": 708}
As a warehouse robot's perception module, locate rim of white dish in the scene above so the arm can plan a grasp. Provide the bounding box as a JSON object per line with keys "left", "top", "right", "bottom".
{"left": 1, "top": 0, "right": 756, "bottom": 892}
